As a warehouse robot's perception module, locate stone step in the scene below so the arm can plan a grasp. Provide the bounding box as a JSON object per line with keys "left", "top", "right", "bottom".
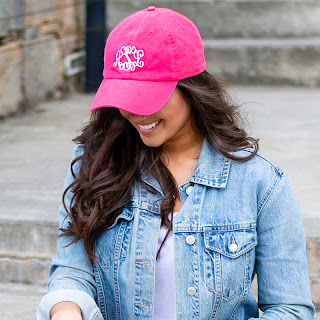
{"left": 203, "top": 38, "right": 320, "bottom": 86}
{"left": 0, "top": 219, "right": 55, "bottom": 285}
{"left": 0, "top": 220, "right": 58, "bottom": 254}
{"left": 0, "top": 256, "right": 51, "bottom": 285}
{"left": 1, "top": 88, "right": 320, "bottom": 314}
{"left": 0, "top": 218, "right": 319, "bottom": 308}
{"left": 0, "top": 282, "right": 319, "bottom": 319}
{"left": 0, "top": 283, "right": 47, "bottom": 320}
{"left": 108, "top": 0, "right": 320, "bottom": 38}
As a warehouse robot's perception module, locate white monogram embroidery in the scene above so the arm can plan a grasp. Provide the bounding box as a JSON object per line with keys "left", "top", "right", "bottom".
{"left": 113, "top": 46, "right": 144, "bottom": 71}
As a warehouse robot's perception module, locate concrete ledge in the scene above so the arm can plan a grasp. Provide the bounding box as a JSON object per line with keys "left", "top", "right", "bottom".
{"left": 0, "top": 218, "right": 319, "bottom": 284}
{"left": 307, "top": 239, "right": 320, "bottom": 279}
{"left": 0, "top": 260, "right": 318, "bottom": 315}
{"left": 204, "top": 38, "right": 320, "bottom": 86}
{"left": 108, "top": 0, "right": 320, "bottom": 38}
{"left": 0, "top": 220, "right": 58, "bottom": 254}
{"left": 0, "top": 257, "right": 51, "bottom": 285}
{"left": 0, "top": 281, "right": 319, "bottom": 320}
{"left": 0, "top": 283, "right": 47, "bottom": 320}
{"left": 1, "top": 282, "right": 319, "bottom": 320}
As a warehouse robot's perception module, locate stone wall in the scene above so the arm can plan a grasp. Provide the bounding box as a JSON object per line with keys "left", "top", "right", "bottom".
{"left": 2, "top": 0, "right": 320, "bottom": 117}
{"left": 0, "top": 0, "right": 85, "bottom": 117}
{"left": 107, "top": 0, "right": 320, "bottom": 87}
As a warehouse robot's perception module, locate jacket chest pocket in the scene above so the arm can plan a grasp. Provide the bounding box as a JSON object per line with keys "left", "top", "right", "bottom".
{"left": 204, "top": 226, "right": 257, "bottom": 299}
{"left": 95, "top": 207, "right": 134, "bottom": 267}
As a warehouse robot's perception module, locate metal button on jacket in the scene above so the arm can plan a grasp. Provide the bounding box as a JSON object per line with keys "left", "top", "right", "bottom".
{"left": 229, "top": 242, "right": 238, "bottom": 252}
{"left": 186, "top": 185, "right": 193, "bottom": 195}
{"left": 186, "top": 235, "right": 195, "bottom": 245}
{"left": 187, "top": 286, "right": 196, "bottom": 296}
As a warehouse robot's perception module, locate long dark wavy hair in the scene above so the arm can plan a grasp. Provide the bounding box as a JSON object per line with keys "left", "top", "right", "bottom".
{"left": 61, "top": 70, "right": 259, "bottom": 264}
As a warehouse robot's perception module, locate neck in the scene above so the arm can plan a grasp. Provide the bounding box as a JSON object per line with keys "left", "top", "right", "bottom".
{"left": 160, "top": 131, "right": 203, "bottom": 188}
{"left": 161, "top": 131, "right": 204, "bottom": 163}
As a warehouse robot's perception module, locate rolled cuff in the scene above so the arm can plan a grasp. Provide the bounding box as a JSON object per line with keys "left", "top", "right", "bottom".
{"left": 36, "top": 289, "right": 103, "bottom": 320}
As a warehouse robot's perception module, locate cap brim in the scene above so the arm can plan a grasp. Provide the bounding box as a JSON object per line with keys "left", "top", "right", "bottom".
{"left": 90, "top": 78, "right": 178, "bottom": 116}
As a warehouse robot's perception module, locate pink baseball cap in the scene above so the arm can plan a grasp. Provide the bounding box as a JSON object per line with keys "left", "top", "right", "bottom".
{"left": 90, "top": 6, "right": 206, "bottom": 115}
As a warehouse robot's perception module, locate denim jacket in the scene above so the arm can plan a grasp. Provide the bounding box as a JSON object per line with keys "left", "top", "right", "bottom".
{"left": 37, "top": 140, "right": 315, "bottom": 320}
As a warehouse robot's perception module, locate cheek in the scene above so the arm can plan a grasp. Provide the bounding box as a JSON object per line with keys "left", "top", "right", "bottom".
{"left": 119, "top": 109, "right": 130, "bottom": 120}
{"left": 165, "top": 108, "right": 190, "bottom": 130}
{"left": 119, "top": 110, "right": 137, "bottom": 128}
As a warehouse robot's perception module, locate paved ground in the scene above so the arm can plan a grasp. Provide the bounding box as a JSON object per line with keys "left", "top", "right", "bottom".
{"left": 1, "top": 86, "right": 319, "bottom": 235}
{"left": 0, "top": 94, "right": 90, "bottom": 224}
{"left": 0, "top": 282, "right": 318, "bottom": 320}
{"left": 0, "top": 283, "right": 318, "bottom": 320}
{"left": 0, "top": 86, "right": 319, "bottom": 318}
{"left": 233, "top": 86, "right": 320, "bottom": 239}
{"left": 0, "top": 283, "right": 47, "bottom": 320}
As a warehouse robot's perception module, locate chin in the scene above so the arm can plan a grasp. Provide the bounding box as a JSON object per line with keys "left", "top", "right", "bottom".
{"left": 140, "top": 137, "right": 163, "bottom": 148}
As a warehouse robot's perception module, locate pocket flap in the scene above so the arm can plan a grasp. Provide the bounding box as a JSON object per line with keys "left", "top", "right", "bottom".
{"left": 204, "top": 228, "right": 257, "bottom": 258}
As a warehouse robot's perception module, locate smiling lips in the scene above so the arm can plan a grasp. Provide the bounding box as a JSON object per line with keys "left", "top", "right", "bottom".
{"left": 138, "top": 119, "right": 162, "bottom": 133}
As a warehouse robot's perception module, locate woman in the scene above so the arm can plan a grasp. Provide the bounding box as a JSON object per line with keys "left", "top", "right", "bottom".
{"left": 37, "top": 6, "right": 315, "bottom": 320}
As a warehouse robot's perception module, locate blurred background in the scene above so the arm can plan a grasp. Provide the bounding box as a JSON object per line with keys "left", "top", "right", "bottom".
{"left": 0, "top": 0, "right": 319, "bottom": 318}
{"left": 1, "top": 0, "right": 320, "bottom": 116}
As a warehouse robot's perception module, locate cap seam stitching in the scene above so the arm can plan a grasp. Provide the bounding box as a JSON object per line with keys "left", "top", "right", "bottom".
{"left": 130, "top": 14, "right": 148, "bottom": 47}
{"left": 157, "top": 12, "right": 179, "bottom": 79}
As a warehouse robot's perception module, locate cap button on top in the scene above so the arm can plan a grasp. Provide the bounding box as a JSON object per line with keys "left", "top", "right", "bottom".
{"left": 147, "top": 6, "right": 156, "bottom": 11}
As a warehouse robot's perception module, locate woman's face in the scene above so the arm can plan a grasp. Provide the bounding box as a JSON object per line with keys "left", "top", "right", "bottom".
{"left": 119, "top": 87, "right": 195, "bottom": 148}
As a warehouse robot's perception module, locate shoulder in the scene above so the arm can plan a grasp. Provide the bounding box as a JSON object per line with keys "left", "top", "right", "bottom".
{"left": 230, "top": 149, "right": 285, "bottom": 181}
{"left": 64, "top": 144, "right": 85, "bottom": 183}
{"left": 196, "top": 140, "right": 285, "bottom": 189}
{"left": 228, "top": 149, "right": 289, "bottom": 210}
{"left": 70, "top": 143, "right": 85, "bottom": 170}
{"left": 73, "top": 143, "right": 85, "bottom": 158}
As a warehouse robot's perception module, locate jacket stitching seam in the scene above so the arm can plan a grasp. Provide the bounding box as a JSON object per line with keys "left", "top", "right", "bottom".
{"left": 94, "top": 262, "right": 107, "bottom": 319}
{"left": 242, "top": 150, "right": 283, "bottom": 176}
{"left": 257, "top": 174, "right": 282, "bottom": 218}
{"left": 230, "top": 252, "right": 249, "bottom": 319}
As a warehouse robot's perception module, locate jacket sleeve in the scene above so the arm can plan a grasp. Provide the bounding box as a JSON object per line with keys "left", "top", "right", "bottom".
{"left": 249, "top": 169, "right": 315, "bottom": 319}
{"left": 36, "top": 145, "right": 103, "bottom": 320}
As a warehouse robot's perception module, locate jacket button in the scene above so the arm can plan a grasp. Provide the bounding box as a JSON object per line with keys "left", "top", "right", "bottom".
{"left": 229, "top": 242, "right": 238, "bottom": 252}
{"left": 187, "top": 286, "right": 196, "bottom": 296}
{"left": 186, "top": 185, "right": 193, "bottom": 195}
{"left": 186, "top": 235, "right": 195, "bottom": 245}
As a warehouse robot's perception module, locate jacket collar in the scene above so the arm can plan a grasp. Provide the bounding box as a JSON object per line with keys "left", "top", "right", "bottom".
{"left": 141, "top": 139, "right": 231, "bottom": 194}
{"left": 190, "top": 139, "right": 230, "bottom": 188}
